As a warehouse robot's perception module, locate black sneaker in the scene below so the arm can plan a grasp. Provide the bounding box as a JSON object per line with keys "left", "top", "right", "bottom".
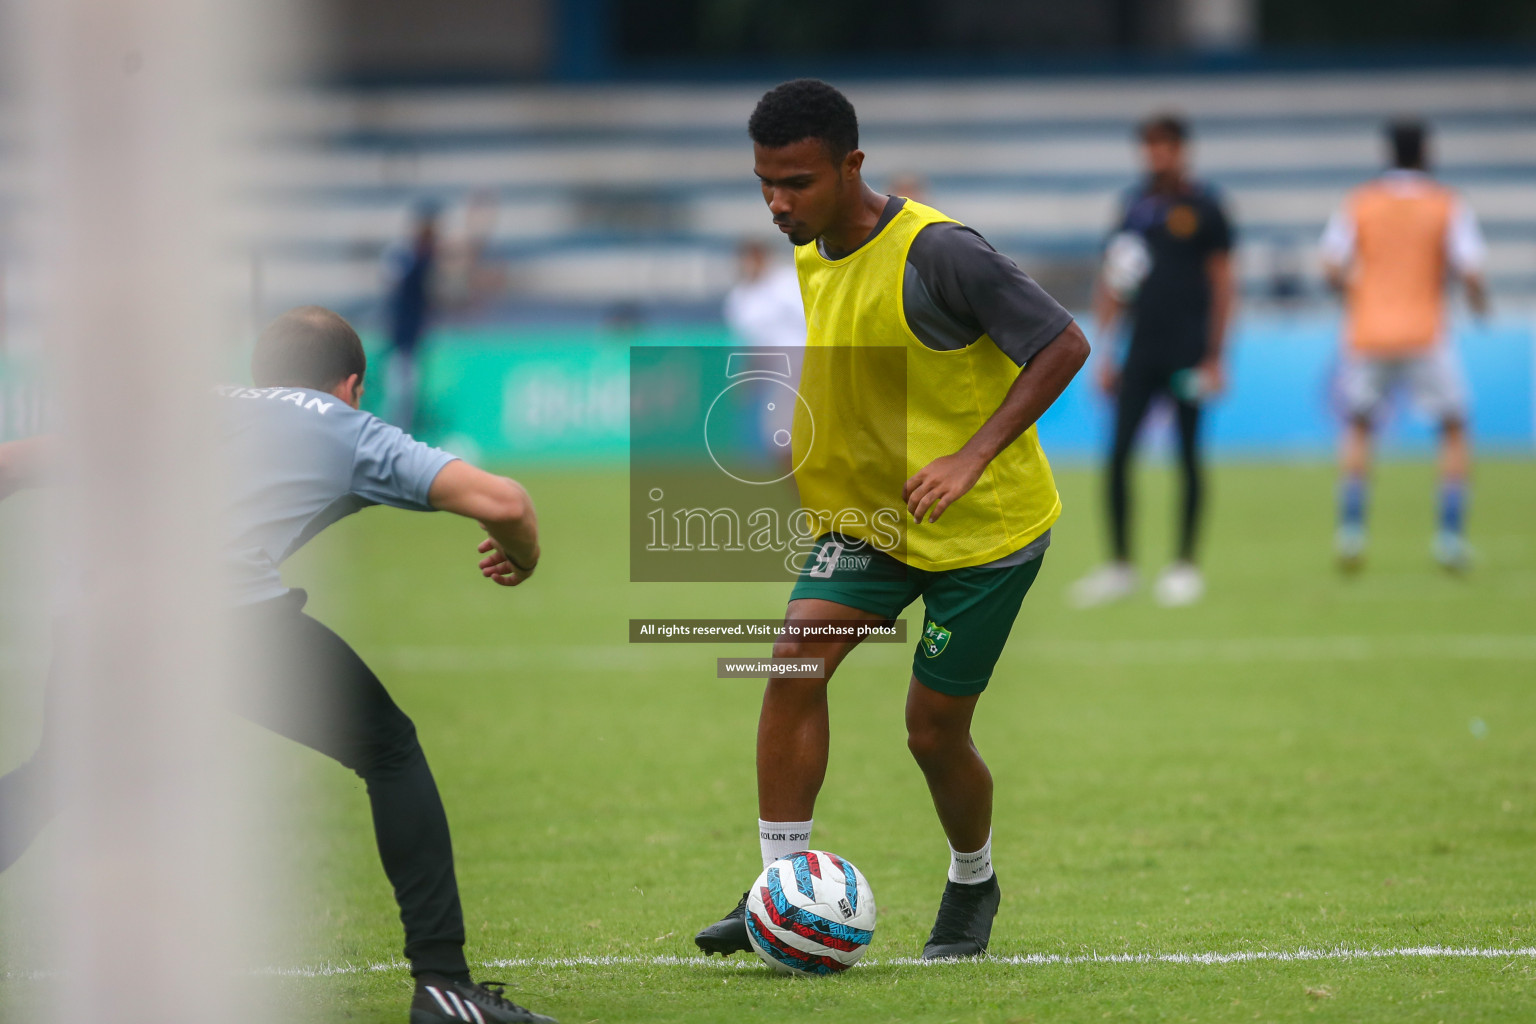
{"left": 694, "top": 891, "right": 752, "bottom": 956}
{"left": 410, "top": 974, "right": 558, "bottom": 1024}
{"left": 922, "top": 874, "right": 1001, "bottom": 960}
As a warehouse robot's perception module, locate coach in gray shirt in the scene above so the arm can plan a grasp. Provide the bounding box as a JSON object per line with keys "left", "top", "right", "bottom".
{"left": 0, "top": 307, "right": 557, "bottom": 1024}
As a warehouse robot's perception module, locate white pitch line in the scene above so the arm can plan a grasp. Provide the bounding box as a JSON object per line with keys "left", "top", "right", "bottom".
{"left": 376, "top": 633, "right": 1536, "bottom": 673}
{"left": 12, "top": 946, "right": 1533, "bottom": 983}
{"left": 249, "top": 945, "right": 1536, "bottom": 979}
{"left": 255, "top": 960, "right": 411, "bottom": 979}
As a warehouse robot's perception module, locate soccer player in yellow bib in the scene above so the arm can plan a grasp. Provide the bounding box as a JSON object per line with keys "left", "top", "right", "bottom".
{"left": 694, "top": 80, "right": 1089, "bottom": 961}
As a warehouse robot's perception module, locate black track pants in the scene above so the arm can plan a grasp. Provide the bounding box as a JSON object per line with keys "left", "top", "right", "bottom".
{"left": 1107, "top": 368, "right": 1205, "bottom": 563}
{"left": 0, "top": 591, "right": 468, "bottom": 978}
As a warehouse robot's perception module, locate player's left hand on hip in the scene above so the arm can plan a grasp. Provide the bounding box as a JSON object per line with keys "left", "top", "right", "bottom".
{"left": 477, "top": 536, "right": 533, "bottom": 587}
{"left": 904, "top": 453, "right": 986, "bottom": 524}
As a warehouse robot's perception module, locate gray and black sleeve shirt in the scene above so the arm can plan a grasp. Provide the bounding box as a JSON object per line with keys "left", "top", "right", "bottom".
{"left": 819, "top": 195, "right": 1074, "bottom": 365}
{"left": 819, "top": 195, "right": 1075, "bottom": 564}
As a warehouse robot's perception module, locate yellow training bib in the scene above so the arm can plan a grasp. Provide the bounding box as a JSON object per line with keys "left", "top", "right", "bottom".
{"left": 790, "top": 200, "right": 1061, "bottom": 571}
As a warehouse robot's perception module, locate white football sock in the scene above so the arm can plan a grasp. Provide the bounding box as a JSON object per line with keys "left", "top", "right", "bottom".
{"left": 758, "top": 818, "right": 814, "bottom": 869}
{"left": 948, "top": 832, "right": 994, "bottom": 885}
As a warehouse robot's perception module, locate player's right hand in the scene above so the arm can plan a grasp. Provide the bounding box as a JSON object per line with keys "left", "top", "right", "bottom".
{"left": 477, "top": 536, "right": 536, "bottom": 587}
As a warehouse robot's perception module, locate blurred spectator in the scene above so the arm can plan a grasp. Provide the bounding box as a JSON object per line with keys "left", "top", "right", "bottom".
{"left": 1321, "top": 119, "right": 1487, "bottom": 574}
{"left": 1267, "top": 238, "right": 1306, "bottom": 307}
{"left": 888, "top": 173, "right": 929, "bottom": 203}
{"left": 723, "top": 239, "right": 805, "bottom": 348}
{"left": 436, "top": 189, "right": 507, "bottom": 316}
{"left": 603, "top": 300, "right": 647, "bottom": 338}
{"left": 381, "top": 200, "right": 440, "bottom": 431}
{"left": 1071, "top": 113, "right": 1237, "bottom": 608}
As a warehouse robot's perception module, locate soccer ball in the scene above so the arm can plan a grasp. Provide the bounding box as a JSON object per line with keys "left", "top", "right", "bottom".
{"left": 1102, "top": 229, "right": 1151, "bottom": 299}
{"left": 745, "top": 850, "right": 876, "bottom": 975}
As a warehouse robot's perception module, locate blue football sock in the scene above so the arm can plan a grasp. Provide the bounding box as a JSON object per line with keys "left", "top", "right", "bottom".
{"left": 1438, "top": 480, "right": 1467, "bottom": 535}
{"left": 1339, "top": 476, "right": 1366, "bottom": 529}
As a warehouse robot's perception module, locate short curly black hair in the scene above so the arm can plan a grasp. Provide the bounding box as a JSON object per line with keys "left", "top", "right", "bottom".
{"left": 748, "top": 79, "right": 859, "bottom": 161}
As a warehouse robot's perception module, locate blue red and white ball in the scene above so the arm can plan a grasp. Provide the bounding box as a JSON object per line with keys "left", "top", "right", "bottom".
{"left": 745, "top": 850, "right": 877, "bottom": 975}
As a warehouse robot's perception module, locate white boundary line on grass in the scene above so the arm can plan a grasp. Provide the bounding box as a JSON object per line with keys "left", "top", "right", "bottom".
{"left": 9, "top": 946, "right": 1534, "bottom": 983}
{"left": 375, "top": 634, "right": 1536, "bottom": 674}
{"left": 252, "top": 945, "right": 1536, "bottom": 979}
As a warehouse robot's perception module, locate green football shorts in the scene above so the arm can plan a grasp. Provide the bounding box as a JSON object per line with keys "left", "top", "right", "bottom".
{"left": 787, "top": 533, "right": 1045, "bottom": 697}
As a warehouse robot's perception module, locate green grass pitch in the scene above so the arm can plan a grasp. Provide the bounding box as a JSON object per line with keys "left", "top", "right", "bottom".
{"left": 6, "top": 459, "right": 1536, "bottom": 1021}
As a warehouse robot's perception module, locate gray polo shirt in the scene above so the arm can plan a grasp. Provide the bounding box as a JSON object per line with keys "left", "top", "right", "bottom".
{"left": 216, "top": 385, "right": 458, "bottom": 605}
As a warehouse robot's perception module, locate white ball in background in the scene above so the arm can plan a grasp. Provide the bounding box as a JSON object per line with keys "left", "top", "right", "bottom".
{"left": 1102, "top": 230, "right": 1152, "bottom": 300}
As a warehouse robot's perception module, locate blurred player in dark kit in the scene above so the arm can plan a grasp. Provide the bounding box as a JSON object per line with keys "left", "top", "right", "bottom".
{"left": 1072, "top": 114, "right": 1236, "bottom": 608}
{"left": 383, "top": 200, "right": 441, "bottom": 433}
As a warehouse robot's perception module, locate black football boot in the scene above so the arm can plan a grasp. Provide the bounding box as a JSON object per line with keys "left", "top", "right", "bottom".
{"left": 922, "top": 874, "right": 1000, "bottom": 960}
{"left": 694, "top": 891, "right": 752, "bottom": 956}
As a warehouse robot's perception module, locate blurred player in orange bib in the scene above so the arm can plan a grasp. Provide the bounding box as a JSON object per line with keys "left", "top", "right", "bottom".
{"left": 1320, "top": 119, "right": 1488, "bottom": 572}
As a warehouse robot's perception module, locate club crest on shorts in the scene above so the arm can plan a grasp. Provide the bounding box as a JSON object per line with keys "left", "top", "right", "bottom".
{"left": 921, "top": 619, "right": 951, "bottom": 658}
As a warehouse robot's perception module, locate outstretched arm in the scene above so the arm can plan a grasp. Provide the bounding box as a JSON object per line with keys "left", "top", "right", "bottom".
{"left": 1449, "top": 198, "right": 1490, "bottom": 319}
{"left": 1320, "top": 204, "right": 1354, "bottom": 295}
{"left": 1463, "top": 271, "right": 1489, "bottom": 318}
{"left": 0, "top": 437, "right": 51, "bottom": 503}
{"left": 428, "top": 459, "right": 539, "bottom": 586}
{"left": 903, "top": 322, "right": 1090, "bottom": 523}
{"left": 1091, "top": 279, "right": 1125, "bottom": 395}
{"left": 1201, "top": 250, "right": 1237, "bottom": 393}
